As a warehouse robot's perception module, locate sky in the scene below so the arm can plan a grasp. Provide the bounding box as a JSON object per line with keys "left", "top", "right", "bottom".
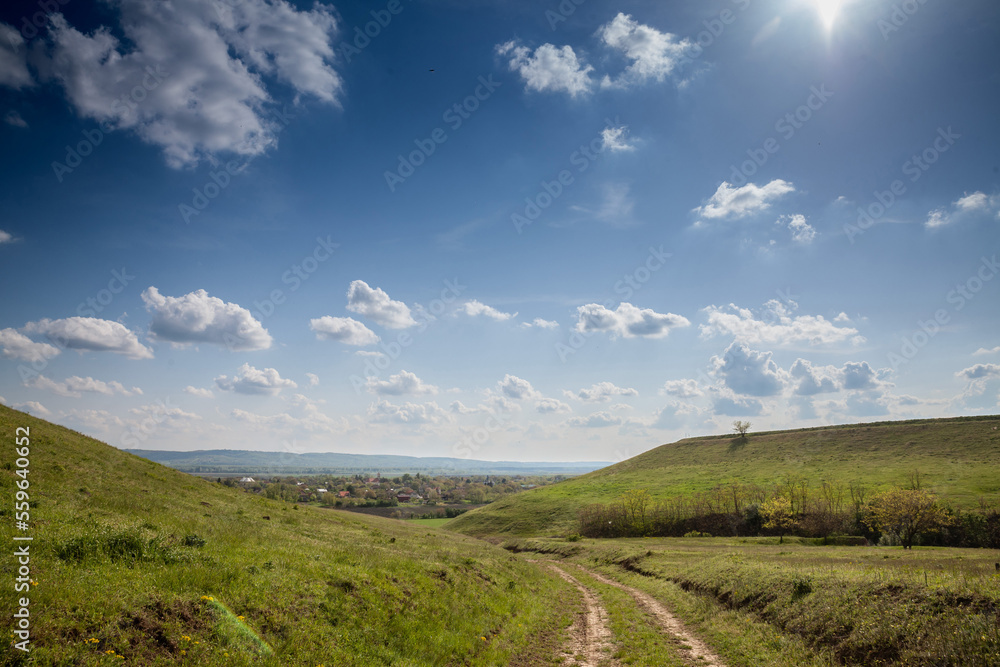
{"left": 0, "top": 0, "right": 998, "bottom": 463}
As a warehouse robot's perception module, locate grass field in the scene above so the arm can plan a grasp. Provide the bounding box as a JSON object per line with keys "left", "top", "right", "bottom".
{"left": 502, "top": 536, "right": 1000, "bottom": 666}
{"left": 408, "top": 517, "right": 453, "bottom": 528}
{"left": 0, "top": 405, "right": 576, "bottom": 666}
{"left": 449, "top": 416, "right": 1000, "bottom": 537}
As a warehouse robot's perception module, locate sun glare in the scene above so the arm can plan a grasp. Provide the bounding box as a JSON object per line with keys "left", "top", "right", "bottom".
{"left": 813, "top": 0, "right": 844, "bottom": 28}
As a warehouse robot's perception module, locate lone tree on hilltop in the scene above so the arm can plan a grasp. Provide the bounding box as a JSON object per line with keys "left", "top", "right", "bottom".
{"left": 863, "top": 488, "right": 952, "bottom": 549}
{"left": 732, "top": 420, "right": 752, "bottom": 439}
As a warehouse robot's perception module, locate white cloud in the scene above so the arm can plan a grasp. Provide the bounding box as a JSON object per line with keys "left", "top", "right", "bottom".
{"left": 215, "top": 363, "right": 297, "bottom": 395}
{"left": 4, "top": 111, "right": 27, "bottom": 128}
{"left": 310, "top": 316, "right": 379, "bottom": 346}
{"left": 567, "top": 411, "right": 622, "bottom": 428}
{"left": 367, "top": 399, "right": 450, "bottom": 425}
{"left": 306, "top": 372, "right": 319, "bottom": 386}
{"left": 694, "top": 179, "right": 795, "bottom": 221}
{"left": 782, "top": 214, "right": 817, "bottom": 244}
{"left": 601, "top": 125, "right": 636, "bottom": 152}
{"left": 521, "top": 318, "right": 559, "bottom": 329}
{"left": 789, "top": 359, "right": 839, "bottom": 395}
{"left": 346, "top": 280, "right": 416, "bottom": 329}
{"left": 183, "top": 386, "right": 214, "bottom": 398}
{"left": 27, "top": 375, "right": 140, "bottom": 398}
{"left": 598, "top": 13, "right": 690, "bottom": 88}
{"left": 143, "top": 287, "right": 272, "bottom": 351}
{"left": 24, "top": 317, "right": 153, "bottom": 359}
{"left": 496, "top": 41, "right": 593, "bottom": 97}
{"left": 0, "top": 24, "right": 33, "bottom": 89}
{"left": 926, "top": 191, "right": 999, "bottom": 228}
{"left": 63, "top": 408, "right": 126, "bottom": 432}
{"left": 0, "top": 328, "right": 60, "bottom": 363}
{"left": 0, "top": 230, "right": 13, "bottom": 243}
{"left": 535, "top": 398, "right": 572, "bottom": 414}
{"left": 712, "top": 341, "right": 786, "bottom": 397}
{"left": 567, "top": 381, "right": 638, "bottom": 402}
{"left": 13, "top": 401, "right": 51, "bottom": 417}
{"left": 660, "top": 379, "right": 703, "bottom": 398}
{"left": 366, "top": 370, "right": 438, "bottom": 396}
{"left": 700, "top": 300, "right": 863, "bottom": 346}
{"left": 571, "top": 182, "right": 635, "bottom": 226}
{"left": 459, "top": 300, "right": 517, "bottom": 321}
{"left": 575, "top": 302, "right": 690, "bottom": 339}
{"left": 498, "top": 374, "right": 540, "bottom": 400}
{"left": 35, "top": 0, "right": 342, "bottom": 167}
{"left": 957, "top": 363, "right": 1000, "bottom": 380}
{"left": 973, "top": 346, "right": 1000, "bottom": 356}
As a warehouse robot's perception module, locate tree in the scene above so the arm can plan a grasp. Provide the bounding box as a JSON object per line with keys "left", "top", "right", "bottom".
{"left": 732, "top": 420, "right": 752, "bottom": 439}
{"left": 619, "top": 489, "right": 652, "bottom": 536}
{"left": 761, "top": 496, "right": 796, "bottom": 543}
{"left": 863, "top": 488, "right": 952, "bottom": 549}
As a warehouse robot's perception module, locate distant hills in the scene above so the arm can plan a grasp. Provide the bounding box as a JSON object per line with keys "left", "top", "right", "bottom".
{"left": 449, "top": 415, "right": 1000, "bottom": 537}
{"left": 124, "top": 448, "right": 612, "bottom": 476}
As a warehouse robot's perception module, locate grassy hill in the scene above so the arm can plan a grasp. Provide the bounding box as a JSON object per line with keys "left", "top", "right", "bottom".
{"left": 0, "top": 405, "right": 572, "bottom": 666}
{"left": 449, "top": 416, "right": 1000, "bottom": 538}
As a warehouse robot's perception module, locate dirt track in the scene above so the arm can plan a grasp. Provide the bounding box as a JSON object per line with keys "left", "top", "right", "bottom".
{"left": 543, "top": 560, "right": 727, "bottom": 667}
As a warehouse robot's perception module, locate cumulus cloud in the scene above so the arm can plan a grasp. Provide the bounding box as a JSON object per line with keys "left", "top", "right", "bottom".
{"left": 789, "top": 359, "right": 839, "bottom": 396}
{"left": 13, "top": 401, "right": 51, "bottom": 417}
{"left": 366, "top": 370, "right": 438, "bottom": 396}
{"left": 498, "top": 374, "right": 540, "bottom": 400}
{"left": 700, "top": 300, "right": 863, "bottom": 346}
{"left": 567, "top": 381, "right": 638, "bottom": 402}
{"left": 0, "top": 24, "right": 33, "bottom": 89}
{"left": 782, "top": 214, "right": 817, "bottom": 244}
{"left": 567, "top": 411, "right": 622, "bottom": 428}
{"left": 346, "top": 280, "right": 416, "bottom": 329}
{"left": 310, "top": 316, "right": 379, "bottom": 346}
{"left": 33, "top": 0, "right": 342, "bottom": 167}
{"left": 601, "top": 125, "right": 636, "bottom": 152}
{"left": 973, "top": 346, "right": 1000, "bottom": 356}
{"left": 27, "top": 375, "right": 140, "bottom": 398}
{"left": 712, "top": 341, "right": 786, "bottom": 397}
{"left": 598, "top": 13, "right": 690, "bottom": 87}
{"left": 459, "top": 300, "right": 517, "bottom": 321}
{"left": 143, "top": 287, "right": 272, "bottom": 351}
{"left": 694, "top": 179, "right": 795, "bottom": 221}
{"left": 957, "top": 363, "right": 1000, "bottom": 380}
{"left": 0, "top": 328, "right": 61, "bottom": 363}
{"left": 367, "top": 399, "right": 450, "bottom": 425}
{"left": 926, "top": 191, "right": 999, "bottom": 228}
{"left": 575, "top": 302, "right": 690, "bottom": 339}
{"left": 521, "top": 318, "right": 559, "bottom": 329}
{"left": 183, "top": 386, "right": 214, "bottom": 398}
{"left": 660, "top": 379, "right": 703, "bottom": 398}
{"left": 24, "top": 317, "right": 153, "bottom": 358}
{"left": 496, "top": 41, "right": 593, "bottom": 97}
{"left": 306, "top": 372, "right": 319, "bottom": 386}
{"left": 535, "top": 397, "right": 572, "bottom": 414}
{"left": 215, "top": 363, "right": 297, "bottom": 395}
{"left": 0, "top": 229, "right": 14, "bottom": 243}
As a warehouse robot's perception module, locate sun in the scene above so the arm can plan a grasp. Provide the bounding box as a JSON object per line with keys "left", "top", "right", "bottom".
{"left": 812, "top": 0, "right": 844, "bottom": 29}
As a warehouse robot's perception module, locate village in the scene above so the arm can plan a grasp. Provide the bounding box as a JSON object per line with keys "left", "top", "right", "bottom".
{"left": 217, "top": 472, "right": 558, "bottom": 518}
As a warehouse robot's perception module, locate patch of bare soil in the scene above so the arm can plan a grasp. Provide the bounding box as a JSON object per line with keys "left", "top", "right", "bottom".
{"left": 546, "top": 563, "right": 619, "bottom": 667}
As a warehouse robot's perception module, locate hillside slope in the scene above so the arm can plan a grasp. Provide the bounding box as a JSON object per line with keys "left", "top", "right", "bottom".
{"left": 449, "top": 416, "right": 1000, "bottom": 537}
{"left": 0, "top": 405, "right": 571, "bottom": 666}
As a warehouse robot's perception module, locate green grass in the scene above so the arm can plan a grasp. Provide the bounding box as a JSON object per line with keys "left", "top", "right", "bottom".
{"left": 407, "top": 517, "right": 453, "bottom": 528}
{"left": 449, "top": 416, "right": 1000, "bottom": 537}
{"left": 0, "top": 405, "right": 573, "bottom": 666}
{"left": 505, "top": 536, "right": 1000, "bottom": 666}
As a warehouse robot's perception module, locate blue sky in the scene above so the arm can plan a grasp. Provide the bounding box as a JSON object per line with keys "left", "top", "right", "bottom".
{"left": 0, "top": 0, "right": 998, "bottom": 461}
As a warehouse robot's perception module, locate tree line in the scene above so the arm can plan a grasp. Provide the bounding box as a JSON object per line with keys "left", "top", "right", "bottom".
{"left": 578, "top": 475, "right": 1000, "bottom": 549}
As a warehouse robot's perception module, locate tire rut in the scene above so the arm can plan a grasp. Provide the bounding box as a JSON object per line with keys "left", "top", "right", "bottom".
{"left": 544, "top": 563, "right": 619, "bottom": 667}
